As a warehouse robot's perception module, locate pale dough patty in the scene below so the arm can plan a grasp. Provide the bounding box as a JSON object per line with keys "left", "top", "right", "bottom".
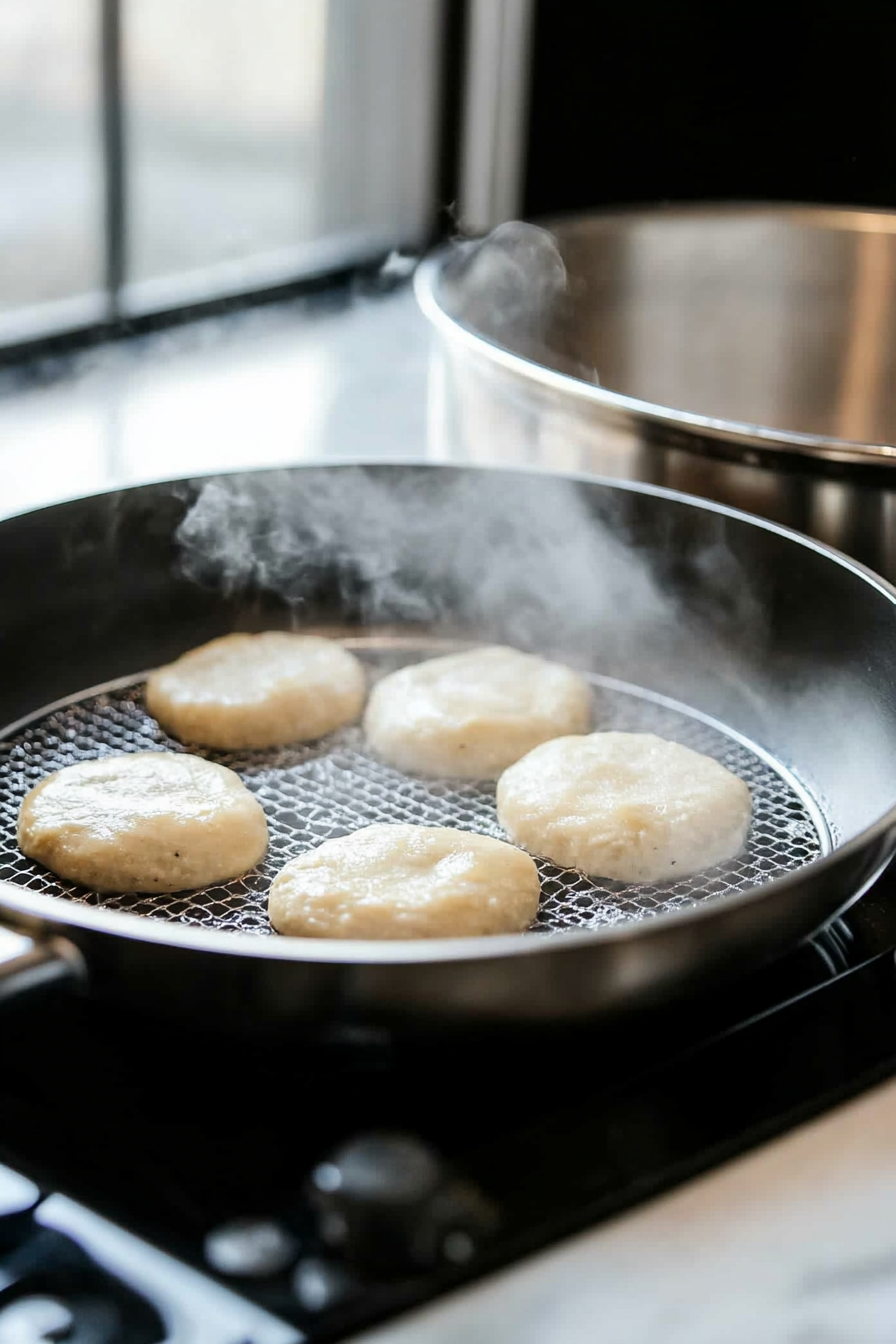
{"left": 146, "top": 632, "right": 366, "bottom": 751}
{"left": 269, "top": 823, "right": 541, "bottom": 939}
{"left": 363, "top": 645, "right": 592, "bottom": 778}
{"left": 18, "top": 752, "right": 268, "bottom": 892}
{"left": 497, "top": 732, "right": 752, "bottom": 883}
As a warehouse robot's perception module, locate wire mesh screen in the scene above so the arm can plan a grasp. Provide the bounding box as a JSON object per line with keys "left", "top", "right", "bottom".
{"left": 0, "top": 642, "right": 829, "bottom": 936}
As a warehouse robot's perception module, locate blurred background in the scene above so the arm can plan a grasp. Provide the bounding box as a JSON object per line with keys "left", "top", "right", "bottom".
{"left": 0, "top": 0, "right": 442, "bottom": 346}
{"left": 2, "top": 0, "right": 894, "bottom": 352}
{"left": 2, "top": 0, "right": 896, "bottom": 514}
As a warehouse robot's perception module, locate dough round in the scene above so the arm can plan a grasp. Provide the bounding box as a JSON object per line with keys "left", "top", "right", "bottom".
{"left": 146, "top": 632, "right": 366, "bottom": 750}
{"left": 269, "top": 822, "right": 541, "bottom": 939}
{"left": 496, "top": 732, "right": 752, "bottom": 882}
{"left": 18, "top": 752, "right": 268, "bottom": 892}
{"left": 363, "top": 645, "right": 592, "bottom": 778}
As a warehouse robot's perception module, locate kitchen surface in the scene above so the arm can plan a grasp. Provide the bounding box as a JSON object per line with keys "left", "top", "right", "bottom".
{"left": 0, "top": 282, "right": 431, "bottom": 521}
{"left": 356, "top": 1077, "right": 896, "bottom": 1344}
{"left": 6, "top": 1, "right": 896, "bottom": 1340}
{"left": 2, "top": 284, "right": 896, "bottom": 1341}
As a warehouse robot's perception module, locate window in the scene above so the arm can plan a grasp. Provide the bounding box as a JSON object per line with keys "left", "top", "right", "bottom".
{"left": 0, "top": 0, "right": 105, "bottom": 343}
{"left": 0, "top": 0, "right": 444, "bottom": 348}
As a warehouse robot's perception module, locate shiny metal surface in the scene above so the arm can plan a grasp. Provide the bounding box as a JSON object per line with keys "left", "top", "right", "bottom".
{"left": 0, "top": 925, "right": 84, "bottom": 1007}
{"left": 416, "top": 206, "right": 896, "bottom": 580}
{"left": 1, "top": 463, "right": 896, "bottom": 1029}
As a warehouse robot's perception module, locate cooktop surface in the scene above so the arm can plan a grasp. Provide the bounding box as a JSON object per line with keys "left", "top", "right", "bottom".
{"left": 3, "top": 871, "right": 896, "bottom": 1342}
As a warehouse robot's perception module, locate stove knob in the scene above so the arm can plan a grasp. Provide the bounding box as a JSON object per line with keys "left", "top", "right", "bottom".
{"left": 0, "top": 1295, "right": 74, "bottom": 1342}
{"left": 0, "top": 1165, "right": 40, "bottom": 1254}
{"left": 308, "top": 1132, "right": 496, "bottom": 1276}
{"left": 291, "top": 1256, "right": 362, "bottom": 1315}
{"left": 204, "top": 1218, "right": 299, "bottom": 1278}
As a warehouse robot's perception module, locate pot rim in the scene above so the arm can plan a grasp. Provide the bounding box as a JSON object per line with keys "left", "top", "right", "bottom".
{"left": 415, "top": 201, "right": 896, "bottom": 470}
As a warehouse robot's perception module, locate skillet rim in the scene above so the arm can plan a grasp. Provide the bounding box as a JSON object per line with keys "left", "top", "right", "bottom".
{"left": 2, "top": 457, "right": 895, "bottom": 966}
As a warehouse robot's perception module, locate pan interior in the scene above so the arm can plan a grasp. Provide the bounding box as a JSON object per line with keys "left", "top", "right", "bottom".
{"left": 0, "top": 637, "right": 830, "bottom": 936}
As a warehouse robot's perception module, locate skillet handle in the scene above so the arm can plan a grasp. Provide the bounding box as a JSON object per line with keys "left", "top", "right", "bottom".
{"left": 0, "top": 925, "right": 86, "bottom": 1008}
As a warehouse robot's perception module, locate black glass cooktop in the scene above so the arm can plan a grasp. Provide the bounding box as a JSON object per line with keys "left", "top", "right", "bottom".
{"left": 4, "top": 872, "right": 896, "bottom": 1341}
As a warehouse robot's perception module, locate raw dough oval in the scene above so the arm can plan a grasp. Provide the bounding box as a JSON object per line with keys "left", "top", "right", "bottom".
{"left": 18, "top": 751, "right": 268, "bottom": 892}
{"left": 363, "top": 645, "right": 592, "bottom": 778}
{"left": 269, "top": 822, "right": 541, "bottom": 939}
{"left": 496, "top": 732, "right": 752, "bottom": 882}
{"left": 146, "top": 632, "right": 366, "bottom": 750}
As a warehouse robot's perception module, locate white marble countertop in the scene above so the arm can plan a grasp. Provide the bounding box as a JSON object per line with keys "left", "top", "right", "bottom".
{"left": 0, "top": 284, "right": 432, "bottom": 520}
{"left": 3, "top": 287, "right": 896, "bottom": 1341}
{"left": 355, "top": 1075, "right": 896, "bottom": 1344}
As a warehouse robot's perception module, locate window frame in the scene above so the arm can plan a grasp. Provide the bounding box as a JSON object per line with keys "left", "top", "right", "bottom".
{"left": 0, "top": 0, "right": 471, "bottom": 364}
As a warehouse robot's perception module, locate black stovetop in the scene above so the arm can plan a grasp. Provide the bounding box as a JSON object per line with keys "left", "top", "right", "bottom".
{"left": 5, "top": 874, "right": 896, "bottom": 1341}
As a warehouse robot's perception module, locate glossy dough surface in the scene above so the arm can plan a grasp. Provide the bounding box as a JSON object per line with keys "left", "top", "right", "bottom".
{"left": 18, "top": 752, "right": 268, "bottom": 892}
{"left": 146, "top": 632, "right": 366, "bottom": 750}
{"left": 497, "top": 732, "right": 752, "bottom": 882}
{"left": 363, "top": 645, "right": 592, "bottom": 778}
{"left": 269, "top": 822, "right": 541, "bottom": 938}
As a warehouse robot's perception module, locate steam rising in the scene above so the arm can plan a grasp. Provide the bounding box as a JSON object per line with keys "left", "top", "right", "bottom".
{"left": 175, "top": 465, "right": 765, "bottom": 690}
{"left": 174, "top": 462, "right": 896, "bottom": 845}
{"left": 176, "top": 466, "right": 667, "bottom": 651}
{"left": 444, "top": 222, "right": 568, "bottom": 355}
{"left": 441, "top": 221, "right": 600, "bottom": 383}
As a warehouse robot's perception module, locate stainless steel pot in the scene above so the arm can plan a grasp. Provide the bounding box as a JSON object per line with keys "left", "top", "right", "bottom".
{"left": 416, "top": 205, "right": 896, "bottom": 581}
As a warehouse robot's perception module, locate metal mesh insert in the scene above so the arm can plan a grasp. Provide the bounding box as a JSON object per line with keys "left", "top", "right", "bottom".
{"left": 0, "top": 642, "right": 829, "bottom": 936}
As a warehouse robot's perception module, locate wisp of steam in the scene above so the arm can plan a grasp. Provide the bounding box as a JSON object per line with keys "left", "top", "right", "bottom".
{"left": 176, "top": 466, "right": 666, "bottom": 651}
{"left": 175, "top": 464, "right": 767, "bottom": 706}
{"left": 176, "top": 461, "right": 896, "bottom": 841}
{"left": 439, "top": 220, "right": 600, "bottom": 384}
{"left": 441, "top": 221, "right": 568, "bottom": 356}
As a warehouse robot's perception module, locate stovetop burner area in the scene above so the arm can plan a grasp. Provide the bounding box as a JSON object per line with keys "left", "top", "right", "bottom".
{"left": 4, "top": 870, "right": 896, "bottom": 1342}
